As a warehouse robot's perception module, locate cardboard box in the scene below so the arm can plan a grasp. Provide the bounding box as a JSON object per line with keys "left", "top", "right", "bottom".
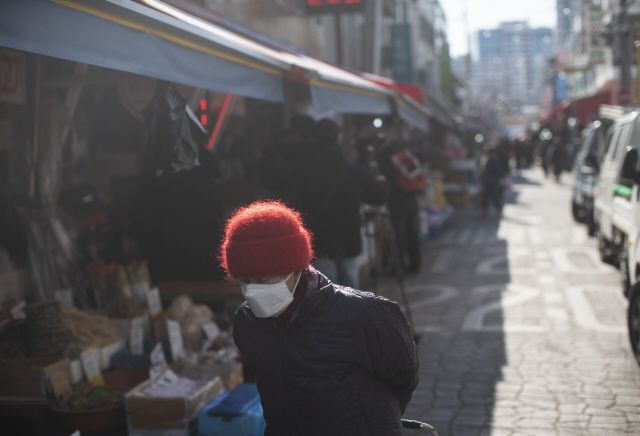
{"left": 173, "top": 362, "right": 243, "bottom": 390}
{"left": 125, "top": 374, "right": 224, "bottom": 431}
{"left": 0, "top": 357, "right": 71, "bottom": 398}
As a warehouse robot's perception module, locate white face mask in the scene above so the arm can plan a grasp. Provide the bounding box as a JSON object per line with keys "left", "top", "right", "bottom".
{"left": 240, "top": 272, "right": 302, "bottom": 318}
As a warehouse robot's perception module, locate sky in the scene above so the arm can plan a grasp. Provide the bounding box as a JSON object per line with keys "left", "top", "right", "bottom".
{"left": 439, "top": 0, "right": 558, "bottom": 58}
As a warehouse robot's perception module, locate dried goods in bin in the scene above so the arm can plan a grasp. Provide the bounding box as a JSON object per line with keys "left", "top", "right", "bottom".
{"left": 25, "top": 299, "right": 70, "bottom": 356}
{"left": 107, "top": 295, "right": 147, "bottom": 318}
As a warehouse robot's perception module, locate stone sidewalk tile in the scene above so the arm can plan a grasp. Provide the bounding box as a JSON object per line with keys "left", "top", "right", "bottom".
{"left": 514, "top": 418, "right": 556, "bottom": 430}
{"left": 583, "top": 397, "right": 615, "bottom": 408}
{"left": 615, "top": 395, "right": 640, "bottom": 407}
{"left": 583, "top": 407, "right": 627, "bottom": 417}
{"left": 404, "top": 169, "right": 640, "bottom": 434}
{"left": 557, "top": 402, "right": 586, "bottom": 414}
{"left": 556, "top": 429, "right": 591, "bottom": 436}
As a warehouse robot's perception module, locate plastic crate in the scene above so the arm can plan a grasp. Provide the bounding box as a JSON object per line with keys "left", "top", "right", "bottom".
{"left": 198, "top": 384, "right": 265, "bottom": 436}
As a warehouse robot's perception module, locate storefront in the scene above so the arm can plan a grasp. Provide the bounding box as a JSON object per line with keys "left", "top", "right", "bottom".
{"left": 0, "top": 1, "right": 442, "bottom": 433}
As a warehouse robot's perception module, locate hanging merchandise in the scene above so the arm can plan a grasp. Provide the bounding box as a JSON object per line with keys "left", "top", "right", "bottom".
{"left": 26, "top": 92, "right": 88, "bottom": 306}
{"left": 26, "top": 196, "right": 87, "bottom": 307}
{"left": 144, "top": 83, "right": 208, "bottom": 176}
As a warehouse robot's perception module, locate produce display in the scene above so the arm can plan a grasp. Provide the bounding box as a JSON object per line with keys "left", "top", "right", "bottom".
{"left": 107, "top": 295, "right": 147, "bottom": 319}
{"left": 55, "top": 381, "right": 123, "bottom": 411}
{"left": 60, "top": 308, "right": 121, "bottom": 348}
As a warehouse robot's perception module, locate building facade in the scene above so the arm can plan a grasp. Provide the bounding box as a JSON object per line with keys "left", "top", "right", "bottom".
{"left": 471, "top": 22, "right": 553, "bottom": 115}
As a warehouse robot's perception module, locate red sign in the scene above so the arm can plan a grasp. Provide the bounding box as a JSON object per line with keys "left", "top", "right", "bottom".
{"left": 305, "top": 0, "right": 366, "bottom": 14}
{"left": 618, "top": 88, "right": 632, "bottom": 106}
{"left": 0, "top": 48, "right": 26, "bottom": 105}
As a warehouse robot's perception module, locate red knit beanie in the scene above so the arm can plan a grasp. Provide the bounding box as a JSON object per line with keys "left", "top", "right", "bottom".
{"left": 220, "top": 201, "right": 313, "bottom": 278}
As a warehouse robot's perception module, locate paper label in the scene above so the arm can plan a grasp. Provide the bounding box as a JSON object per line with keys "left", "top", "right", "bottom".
{"left": 129, "top": 325, "right": 144, "bottom": 356}
{"left": 80, "top": 348, "right": 104, "bottom": 386}
{"left": 133, "top": 283, "right": 150, "bottom": 301}
{"left": 54, "top": 288, "right": 74, "bottom": 309}
{"left": 202, "top": 322, "right": 220, "bottom": 341}
{"left": 146, "top": 287, "right": 162, "bottom": 316}
{"left": 48, "top": 369, "right": 73, "bottom": 398}
{"left": 149, "top": 342, "right": 167, "bottom": 383}
{"left": 156, "top": 369, "right": 178, "bottom": 385}
{"left": 166, "top": 319, "right": 185, "bottom": 362}
{"left": 10, "top": 300, "right": 26, "bottom": 320}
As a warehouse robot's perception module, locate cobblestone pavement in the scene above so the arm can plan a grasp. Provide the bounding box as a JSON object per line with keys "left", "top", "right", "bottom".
{"left": 382, "top": 168, "right": 640, "bottom": 436}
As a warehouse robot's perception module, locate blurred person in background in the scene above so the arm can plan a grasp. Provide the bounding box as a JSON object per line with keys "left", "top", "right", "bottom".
{"left": 479, "top": 144, "right": 506, "bottom": 218}
{"left": 221, "top": 201, "right": 419, "bottom": 436}
{"left": 375, "top": 138, "right": 425, "bottom": 274}
{"left": 549, "top": 137, "right": 568, "bottom": 183}
{"left": 262, "top": 117, "right": 388, "bottom": 288}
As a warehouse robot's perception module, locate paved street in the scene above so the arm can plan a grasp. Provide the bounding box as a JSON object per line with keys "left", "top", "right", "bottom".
{"left": 386, "top": 167, "right": 640, "bottom": 436}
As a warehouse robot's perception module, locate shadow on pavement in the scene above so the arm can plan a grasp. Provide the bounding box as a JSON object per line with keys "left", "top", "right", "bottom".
{"left": 387, "top": 198, "right": 513, "bottom": 435}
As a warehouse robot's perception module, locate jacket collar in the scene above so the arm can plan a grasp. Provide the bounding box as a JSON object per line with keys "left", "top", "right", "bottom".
{"left": 243, "top": 268, "right": 333, "bottom": 334}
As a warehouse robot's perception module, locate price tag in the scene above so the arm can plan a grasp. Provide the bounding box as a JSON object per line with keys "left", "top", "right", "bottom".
{"left": 149, "top": 342, "right": 167, "bottom": 383}
{"left": 116, "top": 265, "right": 132, "bottom": 298}
{"left": 10, "top": 300, "right": 26, "bottom": 320}
{"left": 129, "top": 326, "right": 144, "bottom": 356}
{"left": 157, "top": 369, "right": 178, "bottom": 385}
{"left": 202, "top": 322, "right": 220, "bottom": 341}
{"left": 80, "top": 348, "right": 104, "bottom": 386}
{"left": 49, "top": 369, "right": 73, "bottom": 398}
{"left": 54, "top": 288, "right": 74, "bottom": 309}
{"left": 166, "top": 319, "right": 185, "bottom": 362}
{"left": 150, "top": 342, "right": 167, "bottom": 368}
{"left": 133, "top": 283, "right": 150, "bottom": 301}
{"left": 146, "top": 287, "right": 163, "bottom": 317}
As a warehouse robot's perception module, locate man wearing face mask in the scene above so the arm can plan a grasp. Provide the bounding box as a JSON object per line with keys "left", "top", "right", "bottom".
{"left": 220, "top": 201, "right": 419, "bottom": 436}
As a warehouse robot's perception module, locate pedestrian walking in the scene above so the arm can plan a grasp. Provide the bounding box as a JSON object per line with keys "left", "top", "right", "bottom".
{"left": 375, "top": 139, "right": 426, "bottom": 274}
{"left": 221, "top": 201, "right": 419, "bottom": 436}
{"left": 480, "top": 144, "right": 506, "bottom": 217}
{"left": 550, "top": 138, "right": 568, "bottom": 183}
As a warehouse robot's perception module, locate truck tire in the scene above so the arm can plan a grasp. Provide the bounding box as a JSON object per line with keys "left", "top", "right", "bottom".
{"left": 571, "top": 201, "right": 584, "bottom": 222}
{"left": 627, "top": 284, "right": 640, "bottom": 366}
{"left": 620, "top": 245, "right": 631, "bottom": 298}
{"left": 586, "top": 208, "right": 596, "bottom": 236}
{"left": 598, "top": 231, "right": 618, "bottom": 266}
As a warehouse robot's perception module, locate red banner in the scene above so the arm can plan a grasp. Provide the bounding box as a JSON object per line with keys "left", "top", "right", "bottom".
{"left": 0, "top": 48, "right": 26, "bottom": 105}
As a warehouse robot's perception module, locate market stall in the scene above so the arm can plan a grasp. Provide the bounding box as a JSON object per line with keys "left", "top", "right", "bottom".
{"left": 0, "top": 1, "right": 444, "bottom": 434}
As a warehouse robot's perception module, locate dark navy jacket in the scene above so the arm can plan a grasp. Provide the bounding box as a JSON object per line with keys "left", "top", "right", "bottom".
{"left": 233, "top": 273, "right": 419, "bottom": 436}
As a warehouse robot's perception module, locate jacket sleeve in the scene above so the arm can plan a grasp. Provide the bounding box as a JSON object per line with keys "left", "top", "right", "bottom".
{"left": 355, "top": 296, "right": 419, "bottom": 414}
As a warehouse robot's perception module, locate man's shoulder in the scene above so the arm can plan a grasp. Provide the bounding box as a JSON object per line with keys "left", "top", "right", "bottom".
{"left": 332, "top": 286, "right": 394, "bottom": 309}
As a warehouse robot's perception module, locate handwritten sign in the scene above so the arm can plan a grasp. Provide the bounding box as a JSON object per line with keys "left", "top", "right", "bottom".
{"left": 129, "top": 325, "right": 144, "bottom": 356}
{"left": 54, "top": 288, "right": 74, "bottom": 309}
{"left": 146, "top": 287, "right": 162, "bottom": 317}
{"left": 149, "top": 342, "right": 167, "bottom": 383}
{"left": 166, "top": 320, "right": 185, "bottom": 362}
{"left": 202, "top": 322, "right": 221, "bottom": 341}
{"left": 80, "top": 348, "right": 104, "bottom": 386}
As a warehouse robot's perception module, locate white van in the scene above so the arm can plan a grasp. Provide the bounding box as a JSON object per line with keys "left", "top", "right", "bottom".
{"left": 617, "top": 129, "right": 640, "bottom": 365}
{"left": 593, "top": 110, "right": 640, "bottom": 282}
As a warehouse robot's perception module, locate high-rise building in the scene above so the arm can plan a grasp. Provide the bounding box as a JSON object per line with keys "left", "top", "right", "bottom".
{"left": 471, "top": 22, "right": 553, "bottom": 113}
